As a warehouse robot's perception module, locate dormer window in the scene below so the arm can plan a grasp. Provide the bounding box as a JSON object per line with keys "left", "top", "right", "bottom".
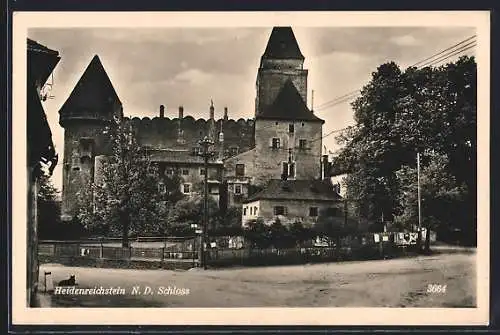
{"left": 230, "top": 147, "right": 239, "bottom": 156}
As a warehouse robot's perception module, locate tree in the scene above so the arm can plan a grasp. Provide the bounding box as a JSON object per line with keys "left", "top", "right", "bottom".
{"left": 395, "top": 151, "right": 467, "bottom": 250}
{"left": 243, "top": 218, "right": 271, "bottom": 249}
{"left": 334, "top": 56, "right": 476, "bottom": 243}
{"left": 75, "top": 119, "right": 180, "bottom": 247}
{"left": 166, "top": 195, "right": 220, "bottom": 236}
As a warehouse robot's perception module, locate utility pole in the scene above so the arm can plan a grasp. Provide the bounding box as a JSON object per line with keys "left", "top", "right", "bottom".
{"left": 198, "top": 136, "right": 214, "bottom": 269}
{"left": 417, "top": 151, "right": 422, "bottom": 251}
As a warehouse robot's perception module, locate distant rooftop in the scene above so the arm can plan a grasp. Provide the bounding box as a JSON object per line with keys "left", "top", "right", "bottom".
{"left": 245, "top": 179, "right": 342, "bottom": 203}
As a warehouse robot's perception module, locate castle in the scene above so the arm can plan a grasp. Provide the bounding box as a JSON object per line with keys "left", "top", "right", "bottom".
{"left": 59, "top": 27, "right": 342, "bottom": 226}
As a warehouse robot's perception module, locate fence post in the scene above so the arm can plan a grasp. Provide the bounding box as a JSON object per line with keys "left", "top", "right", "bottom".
{"left": 161, "top": 247, "right": 165, "bottom": 265}
{"left": 129, "top": 246, "right": 132, "bottom": 259}
{"left": 99, "top": 242, "right": 103, "bottom": 259}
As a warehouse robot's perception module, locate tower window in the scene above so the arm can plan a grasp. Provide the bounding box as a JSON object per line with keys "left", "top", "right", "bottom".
{"left": 272, "top": 138, "right": 281, "bottom": 149}
{"left": 289, "top": 124, "right": 294, "bottom": 133}
{"left": 282, "top": 162, "right": 296, "bottom": 179}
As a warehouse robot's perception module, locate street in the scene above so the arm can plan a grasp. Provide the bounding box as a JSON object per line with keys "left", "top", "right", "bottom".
{"left": 38, "top": 252, "right": 476, "bottom": 308}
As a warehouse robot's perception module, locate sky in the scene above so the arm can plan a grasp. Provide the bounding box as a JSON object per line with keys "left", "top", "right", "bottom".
{"left": 28, "top": 26, "right": 476, "bottom": 192}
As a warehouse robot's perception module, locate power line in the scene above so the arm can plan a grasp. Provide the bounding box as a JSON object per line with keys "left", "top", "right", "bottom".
{"left": 417, "top": 42, "right": 476, "bottom": 68}
{"left": 410, "top": 35, "right": 476, "bottom": 68}
{"left": 314, "top": 35, "right": 477, "bottom": 112}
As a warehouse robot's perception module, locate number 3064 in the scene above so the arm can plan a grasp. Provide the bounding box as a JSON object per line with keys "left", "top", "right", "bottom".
{"left": 427, "top": 284, "right": 447, "bottom": 293}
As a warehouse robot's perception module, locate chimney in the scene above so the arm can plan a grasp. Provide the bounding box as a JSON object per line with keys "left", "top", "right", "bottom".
{"left": 178, "top": 106, "right": 184, "bottom": 119}
{"left": 159, "top": 105, "right": 165, "bottom": 118}
{"left": 322, "top": 154, "right": 329, "bottom": 180}
{"left": 223, "top": 107, "right": 228, "bottom": 121}
{"left": 209, "top": 100, "right": 215, "bottom": 120}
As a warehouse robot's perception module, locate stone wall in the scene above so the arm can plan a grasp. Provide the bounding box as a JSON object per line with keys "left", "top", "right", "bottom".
{"left": 125, "top": 116, "right": 255, "bottom": 160}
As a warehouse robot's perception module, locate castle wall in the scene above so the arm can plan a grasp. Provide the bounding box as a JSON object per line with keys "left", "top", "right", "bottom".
{"left": 126, "top": 116, "right": 255, "bottom": 159}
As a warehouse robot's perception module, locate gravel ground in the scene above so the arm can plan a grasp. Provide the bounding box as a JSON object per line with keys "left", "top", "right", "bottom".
{"left": 38, "top": 252, "right": 476, "bottom": 308}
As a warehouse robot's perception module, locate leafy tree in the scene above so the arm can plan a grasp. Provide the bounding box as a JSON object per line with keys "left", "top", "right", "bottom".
{"left": 75, "top": 119, "right": 180, "bottom": 247}
{"left": 289, "top": 221, "right": 314, "bottom": 247}
{"left": 395, "top": 151, "right": 468, "bottom": 250}
{"left": 166, "top": 195, "right": 220, "bottom": 236}
{"left": 243, "top": 218, "right": 271, "bottom": 249}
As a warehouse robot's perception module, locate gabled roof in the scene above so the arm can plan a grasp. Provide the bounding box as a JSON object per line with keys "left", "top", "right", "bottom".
{"left": 245, "top": 179, "right": 342, "bottom": 203}
{"left": 58, "top": 55, "right": 121, "bottom": 118}
{"left": 27, "top": 38, "right": 61, "bottom": 87}
{"left": 262, "top": 27, "right": 304, "bottom": 60}
{"left": 256, "top": 80, "right": 324, "bottom": 123}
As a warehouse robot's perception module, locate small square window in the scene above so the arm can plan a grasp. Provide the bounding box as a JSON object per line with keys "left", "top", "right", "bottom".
{"left": 182, "top": 169, "right": 189, "bottom": 176}
{"left": 274, "top": 206, "right": 286, "bottom": 216}
{"left": 165, "top": 168, "right": 174, "bottom": 176}
{"left": 200, "top": 168, "right": 205, "bottom": 176}
{"left": 182, "top": 184, "right": 191, "bottom": 194}
{"left": 309, "top": 207, "right": 319, "bottom": 217}
{"left": 289, "top": 124, "right": 294, "bottom": 133}
{"left": 234, "top": 184, "right": 242, "bottom": 195}
{"left": 299, "top": 139, "right": 307, "bottom": 149}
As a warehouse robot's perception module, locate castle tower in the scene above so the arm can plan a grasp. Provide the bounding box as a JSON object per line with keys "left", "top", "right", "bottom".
{"left": 58, "top": 55, "right": 122, "bottom": 221}
{"left": 255, "top": 27, "right": 308, "bottom": 116}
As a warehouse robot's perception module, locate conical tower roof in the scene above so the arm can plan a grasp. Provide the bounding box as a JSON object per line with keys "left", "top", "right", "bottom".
{"left": 59, "top": 55, "right": 121, "bottom": 124}
{"left": 257, "top": 80, "right": 323, "bottom": 123}
{"left": 261, "top": 27, "right": 304, "bottom": 60}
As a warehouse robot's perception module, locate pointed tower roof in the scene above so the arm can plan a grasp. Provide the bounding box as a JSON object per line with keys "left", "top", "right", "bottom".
{"left": 59, "top": 55, "right": 121, "bottom": 123}
{"left": 262, "top": 27, "right": 304, "bottom": 60}
{"left": 257, "top": 80, "right": 323, "bottom": 123}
